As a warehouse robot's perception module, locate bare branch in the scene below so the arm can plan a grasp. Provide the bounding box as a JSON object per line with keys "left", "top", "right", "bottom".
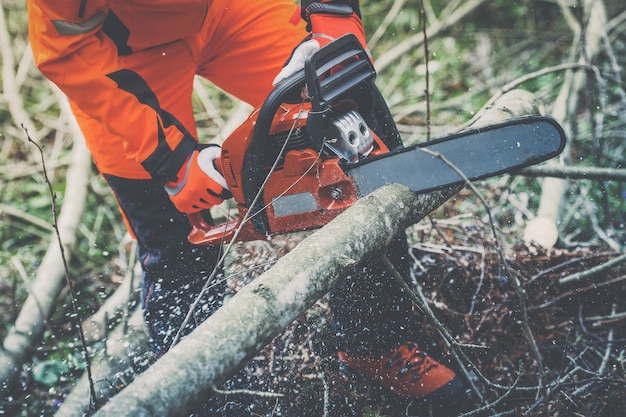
{"left": 558, "top": 252, "right": 626, "bottom": 287}
{"left": 524, "top": 0, "right": 609, "bottom": 249}
{"left": 521, "top": 165, "right": 626, "bottom": 182}
{"left": 0, "top": 5, "right": 37, "bottom": 143}
{"left": 374, "top": 0, "right": 488, "bottom": 71}
{"left": 366, "top": 0, "right": 406, "bottom": 50}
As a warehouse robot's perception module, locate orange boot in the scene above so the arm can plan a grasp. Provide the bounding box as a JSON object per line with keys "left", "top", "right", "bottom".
{"left": 338, "top": 341, "right": 467, "bottom": 410}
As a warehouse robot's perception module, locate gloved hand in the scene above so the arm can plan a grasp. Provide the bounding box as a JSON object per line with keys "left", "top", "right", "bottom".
{"left": 164, "top": 145, "right": 232, "bottom": 213}
{"left": 273, "top": 0, "right": 368, "bottom": 86}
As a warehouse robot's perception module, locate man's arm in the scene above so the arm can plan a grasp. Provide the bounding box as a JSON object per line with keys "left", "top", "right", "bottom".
{"left": 27, "top": 0, "right": 195, "bottom": 182}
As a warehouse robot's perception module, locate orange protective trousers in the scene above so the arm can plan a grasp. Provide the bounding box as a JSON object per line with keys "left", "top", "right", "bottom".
{"left": 28, "top": 0, "right": 307, "bottom": 179}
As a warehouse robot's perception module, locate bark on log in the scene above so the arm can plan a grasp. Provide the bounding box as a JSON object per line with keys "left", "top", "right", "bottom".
{"left": 467, "top": 89, "right": 544, "bottom": 129}
{"left": 89, "top": 89, "right": 541, "bottom": 417}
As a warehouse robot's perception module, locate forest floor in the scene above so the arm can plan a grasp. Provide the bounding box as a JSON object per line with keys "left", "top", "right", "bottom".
{"left": 205, "top": 249, "right": 625, "bottom": 416}
{"left": 189, "top": 211, "right": 626, "bottom": 417}
{"left": 6, "top": 204, "right": 626, "bottom": 417}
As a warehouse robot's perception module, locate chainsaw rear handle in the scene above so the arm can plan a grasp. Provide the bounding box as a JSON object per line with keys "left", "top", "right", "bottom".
{"left": 241, "top": 34, "right": 401, "bottom": 236}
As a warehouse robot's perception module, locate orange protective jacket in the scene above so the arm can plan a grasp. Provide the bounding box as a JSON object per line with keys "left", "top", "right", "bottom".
{"left": 28, "top": 0, "right": 220, "bottom": 181}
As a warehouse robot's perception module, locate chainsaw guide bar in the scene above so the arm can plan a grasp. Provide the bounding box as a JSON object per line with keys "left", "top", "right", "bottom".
{"left": 347, "top": 115, "right": 566, "bottom": 197}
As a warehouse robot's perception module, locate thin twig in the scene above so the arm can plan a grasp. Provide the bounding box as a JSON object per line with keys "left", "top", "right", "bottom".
{"left": 418, "top": 146, "right": 546, "bottom": 393}
{"left": 525, "top": 252, "right": 613, "bottom": 286}
{"left": 0, "top": 203, "right": 53, "bottom": 232}
{"left": 597, "top": 305, "right": 616, "bottom": 375}
{"left": 468, "top": 247, "right": 486, "bottom": 316}
{"left": 24, "top": 127, "right": 98, "bottom": 413}
{"left": 529, "top": 274, "right": 626, "bottom": 311}
{"left": 419, "top": 0, "right": 431, "bottom": 139}
{"left": 367, "top": 0, "right": 406, "bottom": 50}
{"left": 375, "top": 0, "right": 488, "bottom": 72}
{"left": 457, "top": 362, "right": 523, "bottom": 417}
{"left": 321, "top": 371, "right": 330, "bottom": 417}
{"left": 209, "top": 384, "right": 285, "bottom": 398}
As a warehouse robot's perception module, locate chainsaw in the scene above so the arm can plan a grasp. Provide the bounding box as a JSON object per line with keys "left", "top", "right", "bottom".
{"left": 188, "top": 34, "right": 566, "bottom": 246}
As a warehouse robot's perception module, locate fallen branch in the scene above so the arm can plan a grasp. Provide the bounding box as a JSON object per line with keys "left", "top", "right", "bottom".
{"left": 558, "top": 252, "right": 626, "bottom": 287}
{"left": 0, "top": 202, "right": 53, "bottom": 233}
{"left": 520, "top": 165, "right": 626, "bottom": 182}
{"left": 92, "top": 182, "right": 459, "bottom": 417}
{"left": 524, "top": 0, "right": 608, "bottom": 249}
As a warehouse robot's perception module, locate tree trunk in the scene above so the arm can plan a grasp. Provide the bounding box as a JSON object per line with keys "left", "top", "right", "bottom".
{"left": 88, "top": 89, "right": 541, "bottom": 417}
{"left": 522, "top": 0, "right": 607, "bottom": 248}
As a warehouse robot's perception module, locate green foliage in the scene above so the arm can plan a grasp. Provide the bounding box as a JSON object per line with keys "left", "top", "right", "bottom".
{"left": 363, "top": 406, "right": 390, "bottom": 417}
{"left": 31, "top": 359, "right": 71, "bottom": 387}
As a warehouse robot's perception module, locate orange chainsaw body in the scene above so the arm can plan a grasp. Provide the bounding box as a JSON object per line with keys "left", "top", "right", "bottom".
{"left": 188, "top": 35, "right": 402, "bottom": 245}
